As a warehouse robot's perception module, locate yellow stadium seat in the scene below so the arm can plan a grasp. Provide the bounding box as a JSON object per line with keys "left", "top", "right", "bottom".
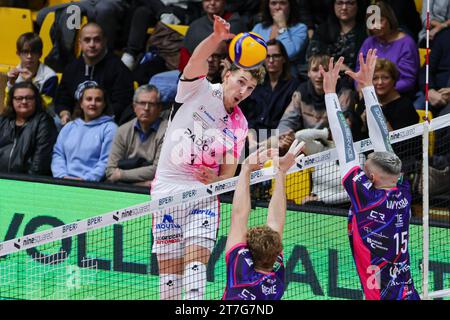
{"left": 39, "top": 11, "right": 56, "bottom": 62}
{"left": 415, "top": 0, "right": 422, "bottom": 13}
{"left": 0, "top": 8, "right": 33, "bottom": 67}
{"left": 265, "top": 160, "right": 312, "bottom": 205}
{"left": 416, "top": 109, "right": 435, "bottom": 156}
{"left": 48, "top": 0, "right": 79, "bottom": 6}
{"left": 147, "top": 24, "right": 189, "bottom": 36}
{"left": 419, "top": 48, "right": 428, "bottom": 67}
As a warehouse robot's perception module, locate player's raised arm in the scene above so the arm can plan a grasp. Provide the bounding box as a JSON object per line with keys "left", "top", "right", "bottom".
{"left": 183, "top": 15, "right": 235, "bottom": 80}
{"left": 225, "top": 149, "right": 271, "bottom": 252}
{"left": 346, "top": 49, "right": 393, "bottom": 153}
{"left": 321, "top": 57, "right": 360, "bottom": 177}
{"left": 266, "top": 141, "right": 304, "bottom": 238}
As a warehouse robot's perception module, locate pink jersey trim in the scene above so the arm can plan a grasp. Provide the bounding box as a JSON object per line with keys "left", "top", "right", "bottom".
{"left": 342, "top": 165, "right": 361, "bottom": 183}
{"left": 225, "top": 242, "right": 246, "bottom": 265}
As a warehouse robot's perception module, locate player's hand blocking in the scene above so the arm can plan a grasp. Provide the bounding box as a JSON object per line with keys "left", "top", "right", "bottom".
{"left": 345, "top": 49, "right": 378, "bottom": 89}
{"left": 242, "top": 147, "right": 278, "bottom": 172}
{"left": 319, "top": 57, "right": 344, "bottom": 94}
{"left": 276, "top": 140, "right": 305, "bottom": 173}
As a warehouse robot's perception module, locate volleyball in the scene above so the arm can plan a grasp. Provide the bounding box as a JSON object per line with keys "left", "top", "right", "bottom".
{"left": 228, "top": 32, "right": 268, "bottom": 70}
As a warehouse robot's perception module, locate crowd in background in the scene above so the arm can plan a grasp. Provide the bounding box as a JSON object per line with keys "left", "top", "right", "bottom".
{"left": 0, "top": 0, "right": 449, "bottom": 205}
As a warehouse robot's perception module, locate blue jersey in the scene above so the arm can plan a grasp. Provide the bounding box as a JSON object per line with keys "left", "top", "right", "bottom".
{"left": 222, "top": 243, "right": 285, "bottom": 300}
{"left": 343, "top": 166, "right": 420, "bottom": 300}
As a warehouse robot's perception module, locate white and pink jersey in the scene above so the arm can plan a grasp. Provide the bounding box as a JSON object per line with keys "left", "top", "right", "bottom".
{"left": 152, "top": 76, "right": 248, "bottom": 196}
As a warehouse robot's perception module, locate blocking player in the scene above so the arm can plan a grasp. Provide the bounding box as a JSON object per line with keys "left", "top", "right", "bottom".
{"left": 151, "top": 15, "right": 266, "bottom": 300}
{"left": 321, "top": 49, "right": 420, "bottom": 300}
{"left": 223, "top": 141, "right": 305, "bottom": 300}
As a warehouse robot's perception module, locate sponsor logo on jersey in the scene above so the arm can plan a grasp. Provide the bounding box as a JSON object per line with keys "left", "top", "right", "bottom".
{"left": 395, "top": 214, "right": 404, "bottom": 228}
{"left": 244, "top": 257, "right": 253, "bottom": 267}
{"left": 156, "top": 215, "right": 181, "bottom": 230}
{"left": 389, "top": 262, "right": 410, "bottom": 280}
{"left": 363, "top": 181, "right": 373, "bottom": 190}
{"left": 212, "top": 89, "right": 222, "bottom": 100}
{"left": 353, "top": 171, "right": 365, "bottom": 182}
{"left": 239, "top": 289, "right": 256, "bottom": 300}
{"left": 190, "top": 208, "right": 216, "bottom": 217}
{"left": 199, "top": 106, "right": 216, "bottom": 122}
{"left": 368, "top": 210, "right": 386, "bottom": 224}
{"left": 223, "top": 128, "right": 237, "bottom": 141}
{"left": 261, "top": 284, "right": 277, "bottom": 296}
{"left": 155, "top": 233, "right": 182, "bottom": 244}
{"left": 366, "top": 237, "right": 388, "bottom": 251}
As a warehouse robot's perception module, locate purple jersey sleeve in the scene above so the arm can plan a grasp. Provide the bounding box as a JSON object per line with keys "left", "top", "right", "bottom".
{"left": 342, "top": 166, "right": 387, "bottom": 212}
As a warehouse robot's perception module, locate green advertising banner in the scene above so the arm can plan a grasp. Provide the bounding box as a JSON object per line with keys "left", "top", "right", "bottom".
{"left": 0, "top": 178, "right": 448, "bottom": 300}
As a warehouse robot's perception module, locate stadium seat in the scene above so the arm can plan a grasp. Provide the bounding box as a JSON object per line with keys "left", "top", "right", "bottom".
{"left": 147, "top": 24, "right": 189, "bottom": 36}
{"left": 419, "top": 48, "right": 428, "bottom": 67}
{"left": 0, "top": 7, "right": 33, "bottom": 68}
{"left": 415, "top": 0, "right": 422, "bottom": 13}
{"left": 39, "top": 11, "right": 56, "bottom": 62}
{"left": 48, "top": 0, "right": 79, "bottom": 6}
{"left": 416, "top": 109, "right": 435, "bottom": 156}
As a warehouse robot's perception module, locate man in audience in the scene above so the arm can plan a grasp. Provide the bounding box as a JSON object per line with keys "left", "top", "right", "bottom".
{"left": 54, "top": 23, "right": 134, "bottom": 126}
{"left": 106, "top": 85, "right": 168, "bottom": 187}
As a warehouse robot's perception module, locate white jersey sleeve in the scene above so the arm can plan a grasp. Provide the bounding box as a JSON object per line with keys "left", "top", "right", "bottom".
{"left": 325, "top": 93, "right": 360, "bottom": 177}
{"left": 362, "top": 86, "right": 394, "bottom": 153}
{"left": 175, "top": 75, "right": 209, "bottom": 103}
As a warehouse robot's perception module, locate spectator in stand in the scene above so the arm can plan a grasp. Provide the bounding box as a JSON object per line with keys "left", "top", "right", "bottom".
{"left": 36, "top": 0, "right": 130, "bottom": 50}
{"left": 378, "top": 0, "right": 422, "bottom": 43}
{"left": 252, "top": 0, "right": 308, "bottom": 75}
{"left": 6, "top": 33, "right": 58, "bottom": 104}
{"left": 307, "top": 0, "right": 368, "bottom": 75}
{"left": 0, "top": 0, "right": 46, "bottom": 9}
{"left": 51, "top": 83, "right": 117, "bottom": 182}
{"left": 54, "top": 23, "right": 134, "bottom": 126}
{"left": 224, "top": 0, "right": 262, "bottom": 29}
{"left": 120, "top": 0, "right": 204, "bottom": 70}
{"left": 356, "top": 58, "right": 419, "bottom": 173}
{"left": 418, "top": 0, "right": 450, "bottom": 47}
{"left": 277, "top": 53, "right": 357, "bottom": 138}
{"left": 106, "top": 85, "right": 168, "bottom": 187}
{"left": 240, "top": 40, "right": 299, "bottom": 140}
{"left": 0, "top": 82, "right": 57, "bottom": 175}
{"left": 357, "top": 1, "right": 419, "bottom": 97}
{"left": 178, "top": 0, "right": 246, "bottom": 72}
{"left": 298, "top": 0, "right": 333, "bottom": 40}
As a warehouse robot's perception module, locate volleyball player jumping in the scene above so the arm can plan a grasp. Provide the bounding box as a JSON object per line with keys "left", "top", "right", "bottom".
{"left": 223, "top": 141, "right": 304, "bottom": 300}
{"left": 322, "top": 49, "right": 420, "bottom": 300}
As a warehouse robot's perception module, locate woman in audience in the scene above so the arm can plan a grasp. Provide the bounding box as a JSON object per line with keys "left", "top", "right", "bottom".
{"left": 357, "top": 1, "right": 419, "bottom": 97}
{"left": 307, "top": 0, "right": 368, "bottom": 74}
{"left": 357, "top": 58, "right": 419, "bottom": 173}
{"left": 51, "top": 82, "right": 117, "bottom": 182}
{"left": 252, "top": 0, "right": 308, "bottom": 75}
{"left": 0, "top": 82, "right": 57, "bottom": 175}
{"left": 7, "top": 33, "right": 58, "bottom": 103}
{"left": 240, "top": 40, "right": 299, "bottom": 137}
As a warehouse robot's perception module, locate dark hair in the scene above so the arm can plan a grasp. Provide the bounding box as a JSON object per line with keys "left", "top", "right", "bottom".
{"left": 370, "top": 1, "right": 399, "bottom": 34}
{"left": 3, "top": 82, "right": 43, "bottom": 119}
{"left": 318, "top": 0, "right": 369, "bottom": 44}
{"left": 266, "top": 39, "right": 291, "bottom": 80}
{"left": 261, "top": 0, "right": 301, "bottom": 28}
{"left": 72, "top": 85, "right": 113, "bottom": 120}
{"left": 16, "top": 32, "right": 43, "bottom": 54}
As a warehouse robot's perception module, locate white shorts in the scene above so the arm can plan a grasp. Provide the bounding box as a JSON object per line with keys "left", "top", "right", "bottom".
{"left": 151, "top": 196, "right": 220, "bottom": 254}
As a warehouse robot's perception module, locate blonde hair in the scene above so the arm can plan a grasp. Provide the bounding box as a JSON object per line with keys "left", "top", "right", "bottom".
{"left": 230, "top": 63, "right": 266, "bottom": 85}
{"left": 247, "top": 225, "right": 282, "bottom": 270}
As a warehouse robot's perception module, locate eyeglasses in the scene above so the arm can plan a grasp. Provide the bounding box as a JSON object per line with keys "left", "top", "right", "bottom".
{"left": 13, "top": 95, "right": 35, "bottom": 102}
{"left": 335, "top": 0, "right": 357, "bottom": 7}
{"left": 135, "top": 101, "right": 159, "bottom": 108}
{"left": 266, "top": 53, "right": 283, "bottom": 61}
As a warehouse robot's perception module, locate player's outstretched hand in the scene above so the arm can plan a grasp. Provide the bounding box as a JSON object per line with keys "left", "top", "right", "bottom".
{"left": 277, "top": 140, "right": 305, "bottom": 173}
{"left": 243, "top": 147, "right": 278, "bottom": 172}
{"left": 213, "top": 15, "right": 235, "bottom": 41}
{"left": 319, "top": 56, "right": 344, "bottom": 94}
{"left": 345, "top": 49, "right": 378, "bottom": 89}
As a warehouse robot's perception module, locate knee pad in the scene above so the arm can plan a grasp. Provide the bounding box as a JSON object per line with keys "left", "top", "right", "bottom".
{"left": 183, "top": 261, "right": 206, "bottom": 300}
{"left": 160, "top": 274, "right": 182, "bottom": 300}
{"left": 184, "top": 237, "right": 215, "bottom": 254}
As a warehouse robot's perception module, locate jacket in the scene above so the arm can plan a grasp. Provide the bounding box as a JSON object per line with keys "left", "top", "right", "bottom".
{"left": 54, "top": 51, "right": 134, "bottom": 124}
{"left": 0, "top": 111, "right": 57, "bottom": 175}
{"left": 51, "top": 115, "right": 117, "bottom": 181}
